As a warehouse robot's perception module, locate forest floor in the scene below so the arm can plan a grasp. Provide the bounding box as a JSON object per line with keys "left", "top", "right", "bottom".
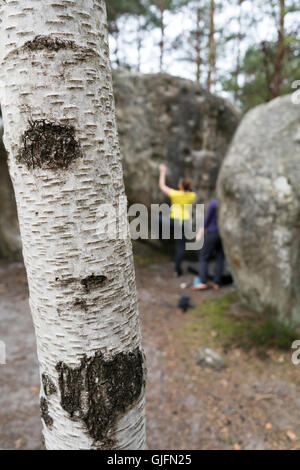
{"left": 1, "top": 247, "right": 300, "bottom": 450}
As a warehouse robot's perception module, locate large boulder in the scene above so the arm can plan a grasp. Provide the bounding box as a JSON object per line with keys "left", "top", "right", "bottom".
{"left": 0, "top": 70, "right": 240, "bottom": 259}
{"left": 113, "top": 69, "right": 240, "bottom": 206}
{"left": 0, "top": 136, "right": 21, "bottom": 259}
{"left": 218, "top": 95, "right": 300, "bottom": 325}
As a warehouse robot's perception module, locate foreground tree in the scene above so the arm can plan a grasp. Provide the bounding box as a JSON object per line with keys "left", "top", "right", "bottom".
{"left": 0, "top": 0, "right": 146, "bottom": 450}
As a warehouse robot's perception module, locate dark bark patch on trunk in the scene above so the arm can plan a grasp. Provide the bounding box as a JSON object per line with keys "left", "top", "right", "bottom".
{"left": 17, "top": 119, "right": 82, "bottom": 170}
{"left": 81, "top": 274, "right": 107, "bottom": 293}
{"left": 74, "top": 298, "right": 88, "bottom": 312}
{"left": 5, "top": 35, "right": 99, "bottom": 63}
{"left": 24, "top": 35, "right": 75, "bottom": 52}
{"left": 40, "top": 397, "right": 54, "bottom": 429}
{"left": 42, "top": 373, "right": 57, "bottom": 397}
{"left": 55, "top": 347, "right": 145, "bottom": 447}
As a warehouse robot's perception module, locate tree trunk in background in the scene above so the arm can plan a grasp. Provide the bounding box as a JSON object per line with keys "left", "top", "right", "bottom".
{"left": 261, "top": 40, "right": 273, "bottom": 97}
{"left": 195, "top": 6, "right": 201, "bottom": 84}
{"left": 234, "top": 0, "right": 243, "bottom": 102}
{"left": 137, "top": 17, "right": 143, "bottom": 72}
{"left": 114, "top": 26, "right": 121, "bottom": 67}
{"left": 269, "top": 0, "right": 285, "bottom": 100}
{"left": 159, "top": 6, "right": 165, "bottom": 72}
{"left": 207, "top": 0, "right": 216, "bottom": 92}
{"left": 0, "top": 0, "right": 146, "bottom": 450}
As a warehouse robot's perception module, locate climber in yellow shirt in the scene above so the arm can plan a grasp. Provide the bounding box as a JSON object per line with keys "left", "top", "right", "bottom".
{"left": 159, "top": 164, "right": 196, "bottom": 276}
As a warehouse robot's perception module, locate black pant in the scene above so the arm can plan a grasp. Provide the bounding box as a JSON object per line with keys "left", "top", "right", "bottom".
{"left": 159, "top": 216, "right": 186, "bottom": 275}
{"left": 198, "top": 231, "right": 224, "bottom": 285}
{"left": 170, "top": 219, "right": 186, "bottom": 276}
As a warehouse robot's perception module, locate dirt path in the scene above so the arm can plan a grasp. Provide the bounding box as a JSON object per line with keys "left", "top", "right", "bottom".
{"left": 0, "top": 259, "right": 300, "bottom": 450}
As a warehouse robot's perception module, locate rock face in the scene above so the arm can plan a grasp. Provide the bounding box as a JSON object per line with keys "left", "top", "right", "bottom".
{"left": 0, "top": 137, "right": 21, "bottom": 259}
{"left": 0, "top": 70, "right": 239, "bottom": 259}
{"left": 218, "top": 95, "right": 300, "bottom": 325}
{"left": 113, "top": 69, "right": 240, "bottom": 206}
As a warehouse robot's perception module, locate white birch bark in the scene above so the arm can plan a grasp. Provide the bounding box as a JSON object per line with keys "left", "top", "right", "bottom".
{"left": 0, "top": 0, "right": 146, "bottom": 450}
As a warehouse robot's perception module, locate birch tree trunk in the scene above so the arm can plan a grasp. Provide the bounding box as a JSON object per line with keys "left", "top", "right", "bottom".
{"left": 0, "top": 0, "right": 146, "bottom": 450}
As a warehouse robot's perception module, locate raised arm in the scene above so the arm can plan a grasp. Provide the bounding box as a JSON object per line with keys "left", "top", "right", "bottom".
{"left": 159, "top": 164, "right": 172, "bottom": 196}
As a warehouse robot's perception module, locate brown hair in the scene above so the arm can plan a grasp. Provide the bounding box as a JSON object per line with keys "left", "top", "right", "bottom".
{"left": 179, "top": 178, "right": 193, "bottom": 192}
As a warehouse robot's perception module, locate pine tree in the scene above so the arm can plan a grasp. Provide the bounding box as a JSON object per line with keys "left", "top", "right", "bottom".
{"left": 269, "top": 0, "right": 286, "bottom": 99}
{"left": 258, "top": 0, "right": 299, "bottom": 100}
{"left": 150, "top": 0, "right": 190, "bottom": 71}
{"left": 206, "top": 0, "right": 217, "bottom": 91}
{"left": 106, "top": 0, "right": 149, "bottom": 67}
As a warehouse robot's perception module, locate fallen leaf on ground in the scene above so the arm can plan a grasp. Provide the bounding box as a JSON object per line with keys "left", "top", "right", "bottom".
{"left": 15, "top": 438, "right": 26, "bottom": 449}
{"left": 255, "top": 394, "right": 275, "bottom": 402}
{"left": 286, "top": 431, "right": 296, "bottom": 441}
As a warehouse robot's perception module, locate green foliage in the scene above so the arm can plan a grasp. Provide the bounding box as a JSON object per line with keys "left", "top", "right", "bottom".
{"left": 149, "top": 0, "right": 190, "bottom": 13}
{"left": 222, "top": 34, "right": 300, "bottom": 111}
{"left": 188, "top": 292, "right": 299, "bottom": 351}
{"left": 248, "top": 318, "right": 299, "bottom": 350}
{"left": 106, "top": 0, "right": 146, "bottom": 24}
{"left": 106, "top": 0, "right": 150, "bottom": 36}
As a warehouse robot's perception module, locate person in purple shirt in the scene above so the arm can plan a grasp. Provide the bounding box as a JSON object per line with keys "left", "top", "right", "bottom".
{"left": 193, "top": 199, "right": 225, "bottom": 290}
